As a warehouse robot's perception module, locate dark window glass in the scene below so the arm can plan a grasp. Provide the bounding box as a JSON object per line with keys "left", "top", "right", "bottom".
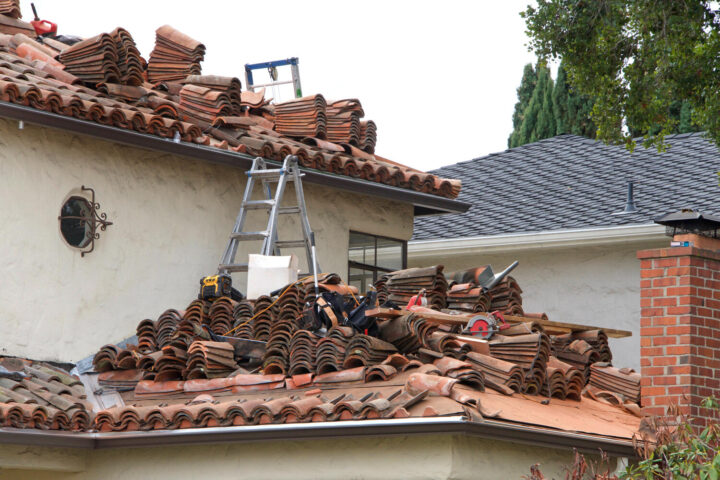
{"left": 59, "top": 197, "right": 93, "bottom": 248}
{"left": 348, "top": 231, "right": 406, "bottom": 293}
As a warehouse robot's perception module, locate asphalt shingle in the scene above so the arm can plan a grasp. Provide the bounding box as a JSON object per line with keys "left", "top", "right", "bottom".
{"left": 413, "top": 134, "right": 720, "bottom": 240}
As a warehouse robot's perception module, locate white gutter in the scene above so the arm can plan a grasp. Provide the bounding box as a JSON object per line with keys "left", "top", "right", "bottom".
{"left": 409, "top": 223, "right": 667, "bottom": 258}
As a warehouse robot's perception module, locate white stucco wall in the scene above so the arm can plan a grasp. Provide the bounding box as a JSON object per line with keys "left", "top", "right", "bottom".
{"left": 0, "top": 118, "right": 413, "bottom": 362}
{"left": 0, "top": 434, "right": 615, "bottom": 480}
{"left": 409, "top": 240, "right": 666, "bottom": 370}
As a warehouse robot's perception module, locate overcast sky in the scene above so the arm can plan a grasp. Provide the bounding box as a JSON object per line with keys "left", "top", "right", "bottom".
{"left": 24, "top": 1, "right": 537, "bottom": 171}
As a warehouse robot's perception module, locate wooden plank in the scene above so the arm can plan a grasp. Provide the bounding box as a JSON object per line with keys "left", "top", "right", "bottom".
{"left": 366, "top": 308, "right": 632, "bottom": 338}
{"left": 504, "top": 315, "right": 632, "bottom": 338}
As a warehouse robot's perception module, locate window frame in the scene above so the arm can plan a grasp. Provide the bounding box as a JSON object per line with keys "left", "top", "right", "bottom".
{"left": 348, "top": 230, "right": 407, "bottom": 291}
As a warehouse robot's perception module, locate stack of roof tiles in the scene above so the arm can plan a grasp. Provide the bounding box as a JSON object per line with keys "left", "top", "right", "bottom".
{"left": 0, "top": 357, "right": 91, "bottom": 431}
{"left": 446, "top": 283, "right": 492, "bottom": 312}
{"left": 488, "top": 333, "right": 551, "bottom": 395}
{"left": 0, "top": 33, "right": 462, "bottom": 199}
{"left": 274, "top": 94, "right": 327, "bottom": 138}
{"left": 179, "top": 79, "right": 238, "bottom": 124}
{"left": 383, "top": 266, "right": 448, "bottom": 309}
{"left": 487, "top": 277, "right": 523, "bottom": 315}
{"left": 315, "top": 326, "right": 355, "bottom": 374}
{"left": 464, "top": 352, "right": 523, "bottom": 394}
{"left": 147, "top": 25, "right": 205, "bottom": 83}
{"left": 58, "top": 33, "right": 122, "bottom": 84}
{"left": 359, "top": 120, "right": 377, "bottom": 153}
{"left": 0, "top": 0, "right": 20, "bottom": 19}
{"left": 186, "top": 341, "right": 238, "bottom": 379}
{"left": 343, "top": 335, "right": 398, "bottom": 368}
{"left": 588, "top": 364, "right": 641, "bottom": 404}
{"left": 546, "top": 356, "right": 584, "bottom": 401}
{"left": 109, "top": 27, "right": 144, "bottom": 86}
{"left": 325, "top": 98, "right": 362, "bottom": 145}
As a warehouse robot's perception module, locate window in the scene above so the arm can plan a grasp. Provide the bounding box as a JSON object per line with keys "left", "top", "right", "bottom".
{"left": 348, "top": 231, "right": 406, "bottom": 293}
{"left": 58, "top": 186, "right": 113, "bottom": 256}
{"left": 59, "top": 196, "right": 94, "bottom": 248}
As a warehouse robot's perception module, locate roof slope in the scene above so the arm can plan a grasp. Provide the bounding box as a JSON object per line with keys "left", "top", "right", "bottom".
{"left": 413, "top": 133, "right": 720, "bottom": 240}
{"left": 0, "top": 24, "right": 461, "bottom": 200}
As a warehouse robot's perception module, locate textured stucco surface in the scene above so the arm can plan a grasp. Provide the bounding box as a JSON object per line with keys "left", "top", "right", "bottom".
{"left": 0, "top": 118, "right": 413, "bottom": 362}
{"left": 409, "top": 241, "right": 667, "bottom": 370}
{"left": 0, "top": 434, "right": 609, "bottom": 479}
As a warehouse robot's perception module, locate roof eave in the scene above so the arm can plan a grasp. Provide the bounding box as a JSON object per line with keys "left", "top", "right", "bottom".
{"left": 0, "top": 102, "right": 469, "bottom": 216}
{"left": 409, "top": 223, "right": 667, "bottom": 257}
{"left": 0, "top": 417, "right": 636, "bottom": 457}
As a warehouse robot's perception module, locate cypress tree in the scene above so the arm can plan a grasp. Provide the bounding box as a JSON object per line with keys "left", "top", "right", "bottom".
{"left": 517, "top": 65, "right": 554, "bottom": 145}
{"left": 553, "top": 62, "right": 596, "bottom": 138}
{"left": 508, "top": 64, "right": 537, "bottom": 148}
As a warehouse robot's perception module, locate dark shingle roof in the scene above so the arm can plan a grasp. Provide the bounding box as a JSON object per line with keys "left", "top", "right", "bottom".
{"left": 413, "top": 133, "right": 720, "bottom": 240}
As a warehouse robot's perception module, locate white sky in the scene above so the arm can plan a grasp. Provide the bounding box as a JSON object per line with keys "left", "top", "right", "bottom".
{"left": 23, "top": 0, "right": 537, "bottom": 171}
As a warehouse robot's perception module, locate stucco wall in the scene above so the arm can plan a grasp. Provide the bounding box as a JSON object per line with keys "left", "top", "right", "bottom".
{"left": 409, "top": 241, "right": 666, "bottom": 370}
{"left": 0, "top": 434, "right": 615, "bottom": 479}
{"left": 0, "top": 118, "right": 413, "bottom": 362}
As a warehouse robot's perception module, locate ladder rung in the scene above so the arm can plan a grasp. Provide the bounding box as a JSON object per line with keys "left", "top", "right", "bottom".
{"left": 275, "top": 240, "right": 308, "bottom": 248}
{"left": 230, "top": 231, "right": 268, "bottom": 240}
{"left": 219, "top": 264, "right": 248, "bottom": 273}
{"left": 247, "top": 169, "right": 284, "bottom": 179}
{"left": 279, "top": 206, "right": 301, "bottom": 214}
{"left": 244, "top": 200, "right": 275, "bottom": 209}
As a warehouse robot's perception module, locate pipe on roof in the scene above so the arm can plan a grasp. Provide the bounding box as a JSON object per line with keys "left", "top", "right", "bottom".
{"left": 0, "top": 102, "right": 469, "bottom": 216}
{"left": 0, "top": 417, "right": 636, "bottom": 457}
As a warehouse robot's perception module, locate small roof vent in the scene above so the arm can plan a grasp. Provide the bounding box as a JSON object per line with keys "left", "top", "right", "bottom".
{"left": 655, "top": 209, "right": 720, "bottom": 238}
{"left": 612, "top": 181, "right": 638, "bottom": 215}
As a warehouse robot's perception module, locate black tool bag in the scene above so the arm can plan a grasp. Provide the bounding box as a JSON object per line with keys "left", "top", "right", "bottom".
{"left": 345, "top": 291, "right": 379, "bottom": 337}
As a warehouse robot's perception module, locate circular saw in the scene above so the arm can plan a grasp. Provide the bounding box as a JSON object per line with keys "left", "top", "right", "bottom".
{"left": 463, "top": 311, "right": 508, "bottom": 339}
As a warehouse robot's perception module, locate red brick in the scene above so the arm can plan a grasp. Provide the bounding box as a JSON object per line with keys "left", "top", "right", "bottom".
{"left": 641, "top": 347, "right": 664, "bottom": 357}
{"left": 667, "top": 266, "right": 691, "bottom": 276}
{"left": 641, "top": 327, "right": 665, "bottom": 336}
{"left": 652, "top": 316, "right": 680, "bottom": 326}
{"left": 653, "top": 337, "right": 677, "bottom": 346}
{"left": 654, "top": 376, "right": 677, "bottom": 386}
{"left": 653, "top": 356, "right": 677, "bottom": 366}
{"left": 667, "top": 286, "right": 693, "bottom": 296}
{"left": 642, "top": 307, "right": 664, "bottom": 317}
{"left": 641, "top": 386, "right": 667, "bottom": 396}
{"left": 668, "top": 365, "right": 691, "bottom": 375}
{"left": 653, "top": 297, "right": 677, "bottom": 307}
{"left": 666, "top": 345, "right": 690, "bottom": 355}
{"left": 667, "top": 325, "right": 691, "bottom": 335}
{"left": 652, "top": 277, "right": 674, "bottom": 287}
{"left": 642, "top": 269, "right": 665, "bottom": 278}
{"left": 654, "top": 258, "right": 679, "bottom": 268}
{"left": 642, "top": 288, "right": 664, "bottom": 298}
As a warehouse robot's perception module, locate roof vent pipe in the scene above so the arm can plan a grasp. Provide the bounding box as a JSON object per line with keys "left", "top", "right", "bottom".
{"left": 613, "top": 181, "right": 638, "bottom": 215}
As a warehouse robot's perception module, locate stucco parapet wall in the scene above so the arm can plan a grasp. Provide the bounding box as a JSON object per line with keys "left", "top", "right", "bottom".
{"left": 0, "top": 417, "right": 637, "bottom": 458}
{"left": 637, "top": 246, "right": 720, "bottom": 262}
{"left": 0, "top": 102, "right": 468, "bottom": 216}
{"left": 410, "top": 224, "right": 667, "bottom": 256}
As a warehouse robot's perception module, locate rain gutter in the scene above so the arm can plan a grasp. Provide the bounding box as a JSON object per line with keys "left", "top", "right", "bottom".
{"left": 0, "top": 102, "right": 469, "bottom": 216}
{"left": 409, "top": 223, "right": 667, "bottom": 258}
{"left": 0, "top": 417, "right": 636, "bottom": 457}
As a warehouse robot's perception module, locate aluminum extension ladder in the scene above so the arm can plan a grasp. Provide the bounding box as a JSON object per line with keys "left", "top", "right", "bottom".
{"left": 218, "top": 155, "right": 319, "bottom": 275}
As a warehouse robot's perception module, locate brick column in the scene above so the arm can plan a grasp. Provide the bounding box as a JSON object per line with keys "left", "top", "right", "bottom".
{"left": 637, "top": 246, "right": 720, "bottom": 425}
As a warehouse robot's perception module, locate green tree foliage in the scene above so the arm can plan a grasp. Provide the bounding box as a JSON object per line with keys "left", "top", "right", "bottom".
{"left": 509, "top": 62, "right": 597, "bottom": 148}
{"left": 554, "top": 62, "right": 597, "bottom": 138}
{"left": 508, "top": 64, "right": 538, "bottom": 148}
{"left": 522, "top": 1, "right": 712, "bottom": 150}
{"left": 526, "top": 398, "right": 720, "bottom": 479}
